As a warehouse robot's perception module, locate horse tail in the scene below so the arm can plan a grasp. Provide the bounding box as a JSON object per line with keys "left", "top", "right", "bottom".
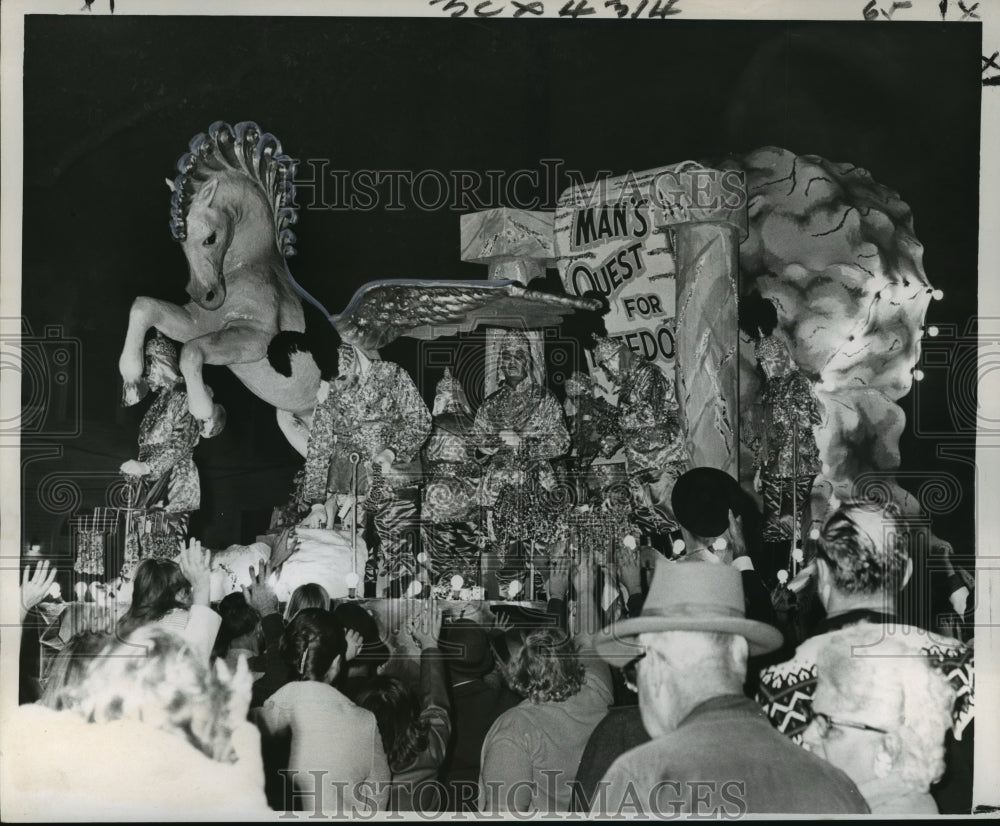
{"left": 267, "top": 331, "right": 310, "bottom": 378}
{"left": 267, "top": 319, "right": 342, "bottom": 381}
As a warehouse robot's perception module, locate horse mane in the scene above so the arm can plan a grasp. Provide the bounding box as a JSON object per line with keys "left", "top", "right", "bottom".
{"left": 169, "top": 121, "right": 298, "bottom": 257}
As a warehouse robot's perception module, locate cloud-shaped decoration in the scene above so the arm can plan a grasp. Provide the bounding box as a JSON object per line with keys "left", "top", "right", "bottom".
{"left": 717, "top": 148, "right": 934, "bottom": 523}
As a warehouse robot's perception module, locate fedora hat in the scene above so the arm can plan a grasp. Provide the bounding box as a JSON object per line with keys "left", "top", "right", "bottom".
{"left": 670, "top": 467, "right": 743, "bottom": 539}
{"left": 594, "top": 560, "right": 783, "bottom": 661}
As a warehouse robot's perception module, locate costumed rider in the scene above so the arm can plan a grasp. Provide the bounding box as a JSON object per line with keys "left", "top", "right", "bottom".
{"left": 421, "top": 369, "right": 482, "bottom": 592}
{"left": 742, "top": 293, "right": 823, "bottom": 545}
{"left": 564, "top": 369, "right": 623, "bottom": 504}
{"left": 592, "top": 335, "right": 688, "bottom": 540}
{"left": 116, "top": 332, "right": 226, "bottom": 575}
{"left": 298, "top": 336, "right": 431, "bottom": 596}
{"left": 470, "top": 330, "right": 570, "bottom": 598}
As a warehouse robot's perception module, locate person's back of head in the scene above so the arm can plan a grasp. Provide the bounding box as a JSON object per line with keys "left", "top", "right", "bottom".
{"left": 281, "top": 607, "right": 346, "bottom": 683}
{"left": 807, "top": 623, "right": 956, "bottom": 804}
{"left": 353, "top": 674, "right": 429, "bottom": 772}
{"left": 502, "top": 626, "right": 585, "bottom": 704}
{"left": 649, "top": 628, "right": 746, "bottom": 695}
{"left": 816, "top": 502, "right": 911, "bottom": 611}
{"left": 70, "top": 626, "right": 245, "bottom": 763}
{"left": 634, "top": 630, "right": 748, "bottom": 738}
{"left": 439, "top": 619, "right": 494, "bottom": 683}
{"left": 214, "top": 592, "right": 262, "bottom": 659}
{"left": 39, "top": 631, "right": 115, "bottom": 711}
{"left": 284, "top": 582, "right": 330, "bottom": 623}
{"left": 118, "top": 558, "right": 189, "bottom": 638}
{"left": 332, "top": 601, "right": 389, "bottom": 679}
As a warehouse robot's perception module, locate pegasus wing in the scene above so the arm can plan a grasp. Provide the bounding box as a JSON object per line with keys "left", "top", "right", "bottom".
{"left": 332, "top": 279, "right": 602, "bottom": 350}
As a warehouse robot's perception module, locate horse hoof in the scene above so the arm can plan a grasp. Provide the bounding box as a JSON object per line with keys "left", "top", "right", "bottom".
{"left": 200, "top": 403, "right": 227, "bottom": 439}
{"left": 122, "top": 379, "right": 150, "bottom": 407}
{"left": 188, "top": 398, "right": 214, "bottom": 422}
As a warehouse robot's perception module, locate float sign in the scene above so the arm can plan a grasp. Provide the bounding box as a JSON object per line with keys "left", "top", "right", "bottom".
{"left": 554, "top": 167, "right": 679, "bottom": 393}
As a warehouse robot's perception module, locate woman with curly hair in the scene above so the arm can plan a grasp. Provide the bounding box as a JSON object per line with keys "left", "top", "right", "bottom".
{"left": 353, "top": 600, "right": 451, "bottom": 812}
{"left": 804, "top": 623, "right": 958, "bottom": 813}
{"left": 5, "top": 626, "right": 271, "bottom": 818}
{"left": 479, "top": 560, "right": 612, "bottom": 814}
{"left": 252, "top": 608, "right": 390, "bottom": 814}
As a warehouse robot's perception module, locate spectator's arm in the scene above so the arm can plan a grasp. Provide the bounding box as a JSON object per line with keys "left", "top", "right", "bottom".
{"left": 242, "top": 559, "right": 287, "bottom": 706}
{"left": 545, "top": 556, "right": 571, "bottom": 630}
{"left": 176, "top": 540, "right": 220, "bottom": 662}
{"left": 417, "top": 647, "right": 452, "bottom": 772}
{"left": 420, "top": 646, "right": 451, "bottom": 716}
{"left": 250, "top": 613, "right": 289, "bottom": 709}
{"left": 408, "top": 598, "right": 452, "bottom": 772}
{"left": 182, "top": 604, "right": 222, "bottom": 664}
{"left": 571, "top": 554, "right": 600, "bottom": 646}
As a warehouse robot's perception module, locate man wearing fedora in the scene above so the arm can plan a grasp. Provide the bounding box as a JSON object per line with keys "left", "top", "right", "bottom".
{"left": 590, "top": 561, "right": 870, "bottom": 815}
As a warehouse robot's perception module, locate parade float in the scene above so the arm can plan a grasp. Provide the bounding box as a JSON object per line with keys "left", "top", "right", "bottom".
{"left": 52, "top": 121, "right": 966, "bottom": 650}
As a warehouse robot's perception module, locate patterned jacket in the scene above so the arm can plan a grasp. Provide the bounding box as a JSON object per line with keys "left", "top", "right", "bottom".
{"left": 757, "top": 610, "right": 974, "bottom": 743}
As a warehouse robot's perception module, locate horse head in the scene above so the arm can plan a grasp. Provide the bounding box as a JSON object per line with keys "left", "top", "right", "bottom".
{"left": 179, "top": 177, "right": 231, "bottom": 311}
{"left": 169, "top": 121, "right": 300, "bottom": 312}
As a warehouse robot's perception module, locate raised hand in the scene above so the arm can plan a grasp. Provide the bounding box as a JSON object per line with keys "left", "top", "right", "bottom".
{"left": 410, "top": 598, "right": 443, "bottom": 650}
{"left": 242, "top": 559, "right": 280, "bottom": 618}
{"left": 179, "top": 538, "right": 212, "bottom": 605}
{"left": 492, "top": 611, "right": 514, "bottom": 634}
{"left": 616, "top": 546, "right": 642, "bottom": 596}
{"left": 725, "top": 511, "right": 748, "bottom": 562}
{"left": 20, "top": 561, "right": 57, "bottom": 622}
{"left": 344, "top": 629, "right": 364, "bottom": 663}
{"left": 547, "top": 556, "right": 571, "bottom": 601}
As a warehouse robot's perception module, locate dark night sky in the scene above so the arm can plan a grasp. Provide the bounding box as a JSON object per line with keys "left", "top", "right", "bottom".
{"left": 19, "top": 15, "right": 981, "bottom": 556}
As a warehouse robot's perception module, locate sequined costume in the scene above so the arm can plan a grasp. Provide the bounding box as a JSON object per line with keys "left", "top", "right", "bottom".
{"left": 421, "top": 370, "right": 480, "bottom": 524}
{"left": 566, "top": 373, "right": 621, "bottom": 456}
{"left": 754, "top": 334, "right": 823, "bottom": 542}
{"left": 594, "top": 337, "right": 687, "bottom": 535}
{"left": 114, "top": 334, "right": 223, "bottom": 581}
{"left": 471, "top": 336, "right": 570, "bottom": 510}
{"left": 300, "top": 347, "right": 431, "bottom": 592}
{"left": 420, "top": 370, "right": 483, "bottom": 587}
{"left": 471, "top": 332, "right": 570, "bottom": 592}
{"left": 74, "top": 530, "right": 106, "bottom": 576}
{"left": 300, "top": 357, "right": 432, "bottom": 505}
{"left": 134, "top": 386, "right": 203, "bottom": 511}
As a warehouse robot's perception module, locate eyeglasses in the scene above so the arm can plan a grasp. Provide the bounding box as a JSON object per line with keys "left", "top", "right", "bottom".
{"left": 809, "top": 710, "right": 889, "bottom": 740}
{"left": 622, "top": 651, "right": 647, "bottom": 693}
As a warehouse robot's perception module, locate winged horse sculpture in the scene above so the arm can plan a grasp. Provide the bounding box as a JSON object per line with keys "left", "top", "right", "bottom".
{"left": 119, "top": 121, "right": 600, "bottom": 454}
